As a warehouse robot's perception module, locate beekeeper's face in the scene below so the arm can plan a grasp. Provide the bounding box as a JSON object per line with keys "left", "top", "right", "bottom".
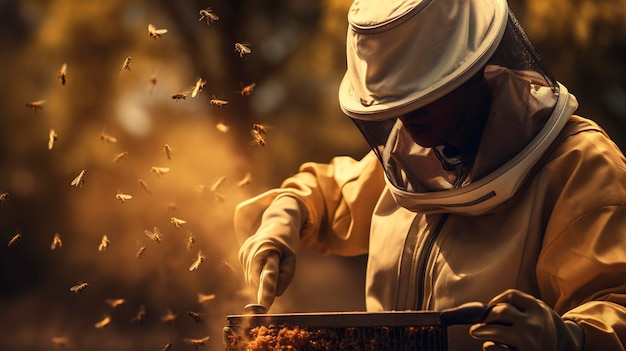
{"left": 398, "top": 72, "right": 492, "bottom": 152}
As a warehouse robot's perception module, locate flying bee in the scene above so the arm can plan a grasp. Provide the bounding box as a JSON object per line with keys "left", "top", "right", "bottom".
{"left": 249, "top": 128, "right": 266, "bottom": 147}
{"left": 234, "top": 42, "right": 251, "bottom": 57}
{"left": 131, "top": 304, "right": 146, "bottom": 323}
{"left": 26, "top": 100, "right": 46, "bottom": 111}
{"left": 70, "top": 169, "right": 86, "bottom": 187}
{"left": 115, "top": 192, "right": 133, "bottom": 203}
{"left": 112, "top": 151, "right": 129, "bottom": 163}
{"left": 210, "top": 95, "right": 229, "bottom": 108}
{"left": 138, "top": 179, "right": 151, "bottom": 194}
{"left": 184, "top": 336, "right": 210, "bottom": 350}
{"left": 48, "top": 129, "right": 58, "bottom": 150}
{"left": 238, "top": 172, "right": 252, "bottom": 188}
{"left": 148, "top": 23, "right": 168, "bottom": 39}
{"left": 252, "top": 123, "right": 271, "bottom": 134}
{"left": 160, "top": 308, "right": 177, "bottom": 323}
{"left": 186, "top": 310, "right": 204, "bottom": 323}
{"left": 160, "top": 343, "right": 173, "bottom": 351}
{"left": 189, "top": 250, "right": 206, "bottom": 272}
{"left": 50, "top": 233, "right": 62, "bottom": 250}
{"left": 219, "top": 261, "right": 235, "bottom": 275}
{"left": 199, "top": 8, "right": 219, "bottom": 25}
{"left": 0, "top": 192, "right": 8, "bottom": 202}
{"left": 171, "top": 86, "right": 195, "bottom": 101}
{"left": 98, "top": 235, "right": 110, "bottom": 252}
{"left": 164, "top": 143, "right": 173, "bottom": 160}
{"left": 197, "top": 292, "right": 216, "bottom": 304}
{"left": 145, "top": 227, "right": 162, "bottom": 243}
{"left": 216, "top": 122, "right": 230, "bottom": 133}
{"left": 120, "top": 56, "right": 132, "bottom": 75}
{"left": 148, "top": 71, "right": 157, "bottom": 94}
{"left": 105, "top": 298, "right": 126, "bottom": 308}
{"left": 170, "top": 216, "right": 186, "bottom": 228}
{"left": 191, "top": 77, "right": 206, "bottom": 98}
{"left": 51, "top": 336, "right": 68, "bottom": 347}
{"left": 99, "top": 131, "right": 118, "bottom": 143}
{"left": 7, "top": 233, "right": 21, "bottom": 247}
{"left": 58, "top": 63, "right": 67, "bottom": 85}
{"left": 94, "top": 315, "right": 111, "bottom": 329}
{"left": 210, "top": 176, "right": 226, "bottom": 192}
{"left": 186, "top": 232, "right": 196, "bottom": 251}
{"left": 70, "top": 282, "right": 89, "bottom": 293}
{"left": 136, "top": 244, "right": 147, "bottom": 259}
{"left": 151, "top": 166, "right": 170, "bottom": 177}
{"left": 239, "top": 82, "right": 256, "bottom": 96}
{"left": 213, "top": 192, "right": 225, "bottom": 202}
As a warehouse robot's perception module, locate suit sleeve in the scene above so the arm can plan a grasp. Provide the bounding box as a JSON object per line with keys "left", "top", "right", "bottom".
{"left": 234, "top": 151, "right": 386, "bottom": 256}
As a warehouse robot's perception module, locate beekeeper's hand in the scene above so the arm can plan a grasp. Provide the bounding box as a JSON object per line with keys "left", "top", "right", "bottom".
{"left": 469, "top": 289, "right": 584, "bottom": 351}
{"left": 238, "top": 195, "right": 305, "bottom": 309}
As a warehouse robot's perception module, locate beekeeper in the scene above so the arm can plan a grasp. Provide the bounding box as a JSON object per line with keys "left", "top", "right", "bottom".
{"left": 235, "top": 0, "right": 626, "bottom": 350}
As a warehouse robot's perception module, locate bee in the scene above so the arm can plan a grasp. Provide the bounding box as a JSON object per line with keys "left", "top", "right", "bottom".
{"left": 252, "top": 123, "right": 271, "bottom": 134}
{"left": 98, "top": 235, "right": 110, "bottom": 252}
{"left": 189, "top": 250, "right": 206, "bottom": 272}
{"left": 164, "top": 143, "right": 173, "bottom": 160}
{"left": 160, "top": 308, "right": 177, "bottom": 323}
{"left": 70, "top": 282, "right": 89, "bottom": 293}
{"left": 213, "top": 192, "right": 225, "bottom": 202}
{"left": 144, "top": 227, "right": 162, "bottom": 243}
{"left": 148, "top": 23, "right": 168, "bottom": 39}
{"left": 170, "top": 216, "right": 186, "bottom": 229}
{"left": 239, "top": 82, "right": 256, "bottom": 96}
{"left": 99, "top": 131, "right": 118, "bottom": 143}
{"left": 48, "top": 129, "right": 58, "bottom": 150}
{"left": 209, "top": 95, "right": 229, "bottom": 108}
{"left": 51, "top": 336, "right": 68, "bottom": 347}
{"left": 210, "top": 176, "right": 226, "bottom": 192}
{"left": 112, "top": 151, "right": 129, "bottom": 163}
{"left": 216, "top": 122, "right": 230, "bottom": 133}
{"left": 105, "top": 298, "right": 126, "bottom": 308}
{"left": 120, "top": 56, "right": 132, "bottom": 75}
{"left": 71, "top": 169, "right": 86, "bottom": 187}
{"left": 191, "top": 77, "right": 206, "bottom": 98}
{"left": 238, "top": 172, "right": 252, "bottom": 188}
{"left": 115, "top": 192, "right": 133, "bottom": 203}
{"left": 26, "top": 100, "right": 46, "bottom": 111}
{"left": 235, "top": 42, "right": 251, "bottom": 57}
{"left": 186, "top": 310, "right": 204, "bottom": 323}
{"left": 184, "top": 336, "right": 210, "bottom": 349}
{"left": 7, "top": 233, "right": 21, "bottom": 247}
{"left": 197, "top": 292, "right": 216, "bottom": 304}
{"left": 131, "top": 304, "right": 146, "bottom": 323}
{"left": 219, "top": 261, "right": 235, "bottom": 275}
{"left": 151, "top": 166, "right": 170, "bottom": 177}
{"left": 94, "top": 315, "right": 111, "bottom": 329}
{"left": 148, "top": 71, "right": 157, "bottom": 94}
{"left": 171, "top": 86, "right": 194, "bottom": 101}
{"left": 160, "top": 343, "right": 173, "bottom": 351}
{"left": 50, "top": 233, "right": 62, "bottom": 250}
{"left": 249, "top": 128, "right": 266, "bottom": 147}
{"left": 58, "top": 63, "right": 67, "bottom": 85}
{"left": 186, "top": 232, "right": 196, "bottom": 251}
{"left": 136, "top": 244, "right": 147, "bottom": 259}
{"left": 198, "top": 8, "right": 219, "bottom": 25}
{"left": 0, "top": 192, "right": 8, "bottom": 202}
{"left": 137, "top": 179, "right": 151, "bottom": 194}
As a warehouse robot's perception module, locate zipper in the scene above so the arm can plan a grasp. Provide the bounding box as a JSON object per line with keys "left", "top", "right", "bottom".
{"left": 406, "top": 162, "right": 469, "bottom": 310}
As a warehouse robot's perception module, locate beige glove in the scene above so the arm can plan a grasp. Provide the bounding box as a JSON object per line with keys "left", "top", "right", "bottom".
{"left": 238, "top": 195, "right": 305, "bottom": 309}
{"left": 469, "top": 289, "right": 584, "bottom": 351}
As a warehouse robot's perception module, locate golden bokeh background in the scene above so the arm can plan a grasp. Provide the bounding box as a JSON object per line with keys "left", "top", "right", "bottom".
{"left": 0, "top": 0, "right": 624, "bottom": 350}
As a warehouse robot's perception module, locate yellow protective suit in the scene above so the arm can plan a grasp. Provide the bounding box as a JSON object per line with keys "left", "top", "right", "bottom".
{"left": 235, "top": 113, "right": 626, "bottom": 351}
